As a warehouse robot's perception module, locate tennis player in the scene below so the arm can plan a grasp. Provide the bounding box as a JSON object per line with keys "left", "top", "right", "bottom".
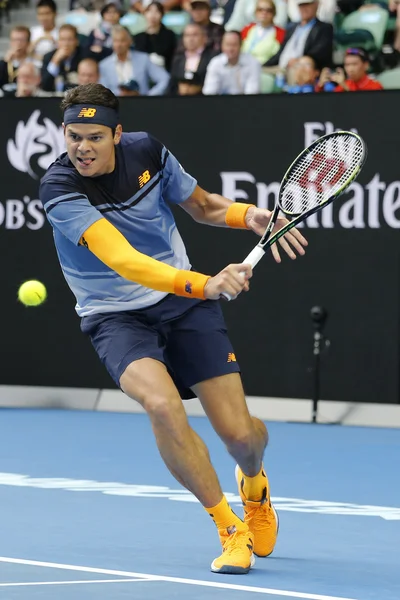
{"left": 39, "top": 83, "right": 307, "bottom": 575}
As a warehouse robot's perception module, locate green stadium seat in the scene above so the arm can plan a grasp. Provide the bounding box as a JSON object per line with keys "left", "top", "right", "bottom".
{"left": 119, "top": 12, "right": 147, "bottom": 36}
{"left": 335, "top": 7, "right": 389, "bottom": 53}
{"left": 162, "top": 11, "right": 191, "bottom": 35}
{"left": 377, "top": 66, "right": 400, "bottom": 87}
{"left": 60, "top": 10, "right": 101, "bottom": 36}
{"left": 260, "top": 72, "right": 276, "bottom": 93}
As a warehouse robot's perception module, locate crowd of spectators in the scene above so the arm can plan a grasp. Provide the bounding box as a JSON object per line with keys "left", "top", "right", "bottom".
{"left": 1, "top": 0, "right": 398, "bottom": 98}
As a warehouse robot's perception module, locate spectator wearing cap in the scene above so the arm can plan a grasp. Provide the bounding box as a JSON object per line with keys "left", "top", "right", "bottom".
{"left": 134, "top": 2, "right": 177, "bottom": 71}
{"left": 77, "top": 57, "right": 100, "bottom": 84}
{"left": 203, "top": 30, "right": 261, "bottom": 94}
{"left": 189, "top": 0, "right": 225, "bottom": 53}
{"left": 41, "top": 24, "right": 86, "bottom": 92}
{"left": 287, "top": 0, "right": 336, "bottom": 22}
{"left": 316, "top": 48, "right": 383, "bottom": 92}
{"left": 241, "top": 0, "right": 285, "bottom": 65}
{"left": 168, "top": 23, "right": 216, "bottom": 94}
{"left": 30, "top": 0, "right": 58, "bottom": 66}
{"left": 0, "top": 26, "right": 32, "bottom": 90}
{"left": 99, "top": 24, "right": 170, "bottom": 95}
{"left": 86, "top": 3, "right": 122, "bottom": 62}
{"left": 264, "top": 0, "right": 333, "bottom": 72}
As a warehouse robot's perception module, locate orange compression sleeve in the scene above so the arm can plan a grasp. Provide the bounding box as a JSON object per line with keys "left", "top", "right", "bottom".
{"left": 80, "top": 218, "right": 210, "bottom": 299}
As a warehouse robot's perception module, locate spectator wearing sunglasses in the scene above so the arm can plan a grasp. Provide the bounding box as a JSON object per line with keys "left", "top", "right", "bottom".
{"left": 317, "top": 47, "right": 383, "bottom": 92}
{"left": 241, "top": 0, "right": 285, "bottom": 65}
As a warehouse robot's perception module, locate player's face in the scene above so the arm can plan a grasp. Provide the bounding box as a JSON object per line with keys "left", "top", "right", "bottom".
{"left": 64, "top": 123, "right": 122, "bottom": 177}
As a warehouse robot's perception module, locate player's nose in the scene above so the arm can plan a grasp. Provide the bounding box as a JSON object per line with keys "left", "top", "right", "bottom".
{"left": 77, "top": 139, "right": 92, "bottom": 154}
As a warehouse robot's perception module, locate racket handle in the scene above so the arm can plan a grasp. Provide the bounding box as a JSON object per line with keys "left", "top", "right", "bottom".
{"left": 221, "top": 246, "right": 265, "bottom": 302}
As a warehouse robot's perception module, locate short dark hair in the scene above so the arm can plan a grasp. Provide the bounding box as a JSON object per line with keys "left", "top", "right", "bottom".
{"left": 145, "top": 1, "right": 165, "bottom": 16}
{"left": 36, "top": 0, "right": 57, "bottom": 12}
{"left": 59, "top": 23, "right": 79, "bottom": 38}
{"left": 223, "top": 30, "right": 242, "bottom": 43}
{"left": 100, "top": 2, "right": 122, "bottom": 17}
{"left": 61, "top": 83, "right": 119, "bottom": 114}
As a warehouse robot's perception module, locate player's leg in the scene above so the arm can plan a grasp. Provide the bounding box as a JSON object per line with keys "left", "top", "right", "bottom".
{"left": 81, "top": 310, "right": 252, "bottom": 574}
{"left": 192, "top": 373, "right": 268, "bottom": 477}
{"left": 193, "top": 376, "right": 279, "bottom": 559}
{"left": 120, "top": 357, "right": 224, "bottom": 507}
{"left": 121, "top": 358, "right": 254, "bottom": 575}
{"left": 166, "top": 301, "right": 278, "bottom": 559}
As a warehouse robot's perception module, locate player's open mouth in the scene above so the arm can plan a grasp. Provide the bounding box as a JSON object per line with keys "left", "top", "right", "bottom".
{"left": 77, "top": 157, "right": 95, "bottom": 167}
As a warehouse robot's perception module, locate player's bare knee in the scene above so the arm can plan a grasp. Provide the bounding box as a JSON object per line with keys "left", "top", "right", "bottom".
{"left": 141, "top": 393, "right": 180, "bottom": 424}
{"left": 224, "top": 426, "right": 255, "bottom": 457}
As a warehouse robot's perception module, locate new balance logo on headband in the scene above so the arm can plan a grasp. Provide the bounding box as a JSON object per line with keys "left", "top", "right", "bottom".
{"left": 77, "top": 108, "right": 97, "bottom": 118}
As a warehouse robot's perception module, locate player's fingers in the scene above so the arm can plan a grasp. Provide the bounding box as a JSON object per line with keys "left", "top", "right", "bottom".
{"left": 239, "top": 263, "right": 253, "bottom": 279}
{"left": 290, "top": 227, "right": 308, "bottom": 246}
{"left": 271, "top": 243, "right": 281, "bottom": 263}
{"left": 227, "top": 263, "right": 252, "bottom": 280}
{"left": 223, "top": 275, "right": 246, "bottom": 297}
{"left": 278, "top": 236, "right": 297, "bottom": 260}
{"left": 284, "top": 231, "right": 306, "bottom": 255}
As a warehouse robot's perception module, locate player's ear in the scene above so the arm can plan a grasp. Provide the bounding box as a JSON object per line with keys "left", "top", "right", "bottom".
{"left": 114, "top": 124, "right": 122, "bottom": 146}
{"left": 62, "top": 123, "right": 65, "bottom": 134}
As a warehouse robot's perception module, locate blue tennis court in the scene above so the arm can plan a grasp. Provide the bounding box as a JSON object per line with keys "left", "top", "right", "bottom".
{"left": 0, "top": 408, "right": 398, "bottom": 600}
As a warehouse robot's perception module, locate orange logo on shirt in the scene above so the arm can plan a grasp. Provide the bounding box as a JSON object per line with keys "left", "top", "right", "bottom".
{"left": 139, "top": 170, "right": 151, "bottom": 188}
{"left": 227, "top": 353, "right": 237, "bottom": 362}
{"left": 78, "top": 108, "right": 97, "bottom": 118}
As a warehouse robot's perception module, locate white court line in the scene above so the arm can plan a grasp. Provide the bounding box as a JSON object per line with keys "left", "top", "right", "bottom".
{"left": 0, "top": 578, "right": 151, "bottom": 587}
{"left": 0, "top": 556, "right": 360, "bottom": 600}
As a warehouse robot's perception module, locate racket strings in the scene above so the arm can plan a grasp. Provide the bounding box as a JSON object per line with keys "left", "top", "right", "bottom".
{"left": 280, "top": 133, "right": 364, "bottom": 215}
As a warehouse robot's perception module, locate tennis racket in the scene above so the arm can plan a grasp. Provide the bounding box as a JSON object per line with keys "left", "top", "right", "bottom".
{"left": 222, "top": 130, "right": 367, "bottom": 301}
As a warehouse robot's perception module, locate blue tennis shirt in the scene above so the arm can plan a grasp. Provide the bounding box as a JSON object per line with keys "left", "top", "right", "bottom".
{"left": 39, "top": 132, "right": 197, "bottom": 316}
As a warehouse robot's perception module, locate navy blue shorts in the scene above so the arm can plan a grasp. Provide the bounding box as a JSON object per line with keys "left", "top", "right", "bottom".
{"left": 80, "top": 295, "right": 240, "bottom": 399}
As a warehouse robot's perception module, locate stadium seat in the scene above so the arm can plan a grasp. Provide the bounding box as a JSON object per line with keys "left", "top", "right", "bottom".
{"left": 119, "top": 12, "right": 147, "bottom": 36}
{"left": 335, "top": 7, "right": 389, "bottom": 54}
{"left": 162, "top": 11, "right": 190, "bottom": 35}
{"left": 260, "top": 72, "right": 276, "bottom": 94}
{"left": 377, "top": 66, "right": 400, "bottom": 87}
{"left": 58, "top": 10, "right": 101, "bottom": 36}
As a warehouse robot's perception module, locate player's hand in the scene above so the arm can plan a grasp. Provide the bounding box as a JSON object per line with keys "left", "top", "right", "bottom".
{"left": 245, "top": 206, "right": 308, "bottom": 263}
{"left": 204, "top": 264, "right": 252, "bottom": 300}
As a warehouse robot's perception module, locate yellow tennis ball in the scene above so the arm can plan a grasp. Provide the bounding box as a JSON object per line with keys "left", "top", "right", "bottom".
{"left": 18, "top": 280, "right": 47, "bottom": 307}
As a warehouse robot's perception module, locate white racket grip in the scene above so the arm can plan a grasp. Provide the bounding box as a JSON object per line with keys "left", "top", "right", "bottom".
{"left": 221, "top": 245, "right": 265, "bottom": 302}
{"left": 242, "top": 245, "right": 266, "bottom": 269}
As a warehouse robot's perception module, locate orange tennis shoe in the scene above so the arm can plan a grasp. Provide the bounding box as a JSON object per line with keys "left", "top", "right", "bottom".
{"left": 211, "top": 522, "right": 255, "bottom": 574}
{"left": 235, "top": 465, "right": 279, "bottom": 557}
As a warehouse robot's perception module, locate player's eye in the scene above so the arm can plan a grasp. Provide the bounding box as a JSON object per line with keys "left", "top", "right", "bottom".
{"left": 69, "top": 133, "right": 80, "bottom": 141}
{"left": 90, "top": 136, "right": 102, "bottom": 142}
